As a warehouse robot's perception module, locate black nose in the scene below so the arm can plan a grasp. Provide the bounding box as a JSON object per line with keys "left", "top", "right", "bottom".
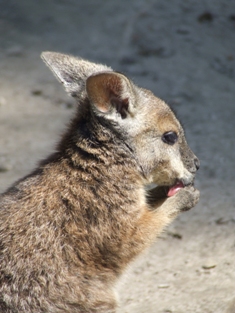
{"left": 194, "top": 157, "right": 200, "bottom": 171}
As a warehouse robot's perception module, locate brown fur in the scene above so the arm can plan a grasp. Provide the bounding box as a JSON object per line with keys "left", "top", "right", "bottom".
{"left": 0, "top": 52, "right": 200, "bottom": 312}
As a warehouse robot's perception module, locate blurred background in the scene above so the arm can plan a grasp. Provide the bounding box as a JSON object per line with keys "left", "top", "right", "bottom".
{"left": 0, "top": 1, "right": 235, "bottom": 312}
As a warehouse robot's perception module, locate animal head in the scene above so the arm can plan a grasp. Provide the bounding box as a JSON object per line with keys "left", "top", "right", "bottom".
{"left": 41, "top": 52, "right": 199, "bottom": 190}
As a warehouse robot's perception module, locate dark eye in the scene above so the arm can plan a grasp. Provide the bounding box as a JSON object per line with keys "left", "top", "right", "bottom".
{"left": 162, "top": 131, "right": 178, "bottom": 145}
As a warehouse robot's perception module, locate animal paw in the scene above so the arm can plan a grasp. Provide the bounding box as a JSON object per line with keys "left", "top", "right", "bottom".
{"left": 171, "top": 185, "right": 200, "bottom": 212}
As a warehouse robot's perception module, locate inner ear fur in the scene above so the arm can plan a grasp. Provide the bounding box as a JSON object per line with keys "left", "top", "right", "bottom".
{"left": 86, "top": 72, "right": 133, "bottom": 118}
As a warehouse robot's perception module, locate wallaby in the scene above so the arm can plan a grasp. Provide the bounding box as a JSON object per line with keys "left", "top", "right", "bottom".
{"left": 0, "top": 52, "right": 200, "bottom": 313}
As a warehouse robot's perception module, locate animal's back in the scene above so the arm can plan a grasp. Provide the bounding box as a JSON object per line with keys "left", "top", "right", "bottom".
{"left": 0, "top": 143, "right": 150, "bottom": 312}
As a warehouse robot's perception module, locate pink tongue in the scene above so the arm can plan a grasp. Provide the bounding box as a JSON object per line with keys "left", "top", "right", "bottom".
{"left": 167, "top": 181, "right": 184, "bottom": 197}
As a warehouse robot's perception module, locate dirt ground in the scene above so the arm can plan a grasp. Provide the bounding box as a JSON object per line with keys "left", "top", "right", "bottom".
{"left": 0, "top": 1, "right": 235, "bottom": 312}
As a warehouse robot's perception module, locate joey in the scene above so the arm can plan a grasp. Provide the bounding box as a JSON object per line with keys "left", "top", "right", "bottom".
{"left": 0, "top": 52, "right": 199, "bottom": 313}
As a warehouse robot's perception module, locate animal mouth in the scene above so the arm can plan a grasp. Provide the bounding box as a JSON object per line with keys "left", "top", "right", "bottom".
{"left": 167, "top": 181, "right": 185, "bottom": 197}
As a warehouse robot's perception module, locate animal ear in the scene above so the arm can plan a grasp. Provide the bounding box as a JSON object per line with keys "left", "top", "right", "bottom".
{"left": 86, "top": 72, "right": 135, "bottom": 119}
{"left": 41, "top": 51, "right": 112, "bottom": 97}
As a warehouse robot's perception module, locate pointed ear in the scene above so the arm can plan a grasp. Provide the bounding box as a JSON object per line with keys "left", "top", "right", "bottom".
{"left": 41, "top": 51, "right": 112, "bottom": 97}
{"left": 86, "top": 72, "right": 135, "bottom": 119}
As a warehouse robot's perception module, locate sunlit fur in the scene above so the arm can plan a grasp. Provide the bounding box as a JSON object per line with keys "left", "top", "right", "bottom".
{"left": 0, "top": 52, "right": 199, "bottom": 313}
